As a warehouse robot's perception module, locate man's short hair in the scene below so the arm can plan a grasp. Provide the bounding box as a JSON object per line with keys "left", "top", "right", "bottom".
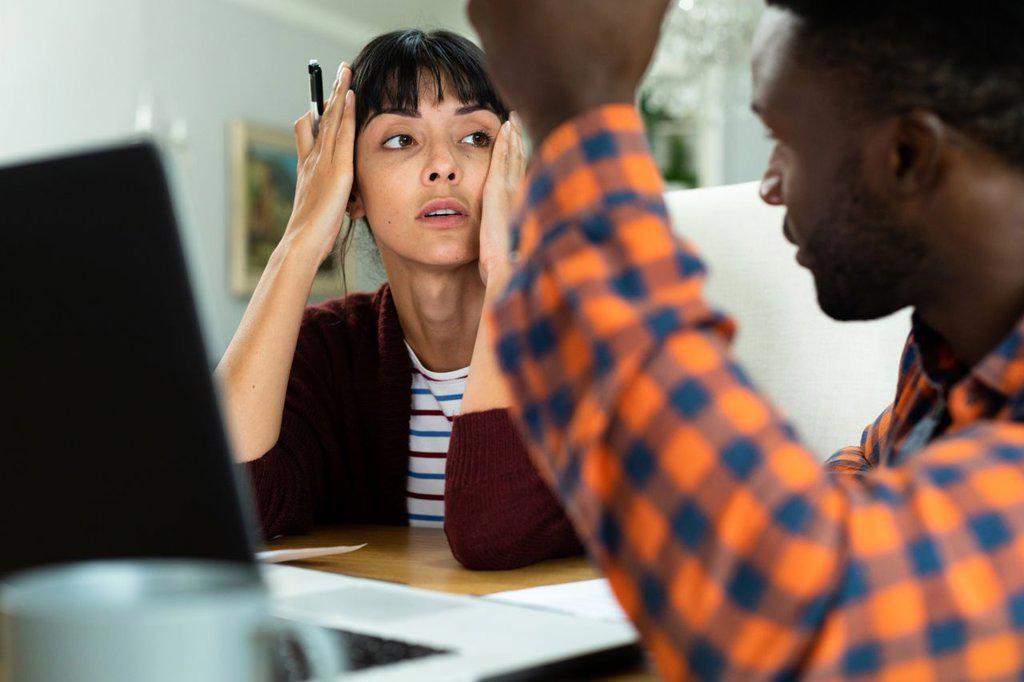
{"left": 765, "top": 1, "right": 1024, "bottom": 170}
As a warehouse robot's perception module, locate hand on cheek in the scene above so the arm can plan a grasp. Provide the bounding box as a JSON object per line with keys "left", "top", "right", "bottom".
{"left": 478, "top": 113, "right": 527, "bottom": 287}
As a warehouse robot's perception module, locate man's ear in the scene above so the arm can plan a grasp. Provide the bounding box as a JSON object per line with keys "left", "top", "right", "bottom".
{"left": 888, "top": 109, "right": 948, "bottom": 197}
{"left": 348, "top": 184, "right": 366, "bottom": 220}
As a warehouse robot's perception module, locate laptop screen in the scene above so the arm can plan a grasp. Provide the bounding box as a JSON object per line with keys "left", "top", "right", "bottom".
{"left": 0, "top": 143, "right": 257, "bottom": 576}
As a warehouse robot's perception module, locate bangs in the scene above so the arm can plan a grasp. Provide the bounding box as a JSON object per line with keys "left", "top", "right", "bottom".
{"left": 350, "top": 29, "right": 509, "bottom": 132}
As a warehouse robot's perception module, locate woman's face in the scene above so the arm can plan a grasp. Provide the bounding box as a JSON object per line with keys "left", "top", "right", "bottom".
{"left": 350, "top": 83, "right": 502, "bottom": 273}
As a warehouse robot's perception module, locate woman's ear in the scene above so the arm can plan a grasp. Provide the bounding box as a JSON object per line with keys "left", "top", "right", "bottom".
{"left": 348, "top": 186, "right": 366, "bottom": 220}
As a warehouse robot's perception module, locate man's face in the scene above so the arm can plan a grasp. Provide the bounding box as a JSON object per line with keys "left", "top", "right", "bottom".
{"left": 750, "top": 9, "right": 928, "bottom": 322}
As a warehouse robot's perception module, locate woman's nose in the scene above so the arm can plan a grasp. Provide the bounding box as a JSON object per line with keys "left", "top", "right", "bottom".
{"left": 423, "top": 147, "right": 460, "bottom": 185}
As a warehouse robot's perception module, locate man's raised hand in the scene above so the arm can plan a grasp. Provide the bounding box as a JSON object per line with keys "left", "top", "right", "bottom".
{"left": 466, "top": 0, "right": 673, "bottom": 144}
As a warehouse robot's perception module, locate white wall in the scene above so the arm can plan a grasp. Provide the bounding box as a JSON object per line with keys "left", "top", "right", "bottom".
{"left": 720, "top": 61, "right": 774, "bottom": 185}
{"left": 0, "top": 1, "right": 146, "bottom": 160}
{"left": 0, "top": 0, "right": 382, "bottom": 361}
{"left": 689, "top": 60, "right": 774, "bottom": 188}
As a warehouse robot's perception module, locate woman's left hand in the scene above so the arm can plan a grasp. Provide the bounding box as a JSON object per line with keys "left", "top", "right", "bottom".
{"left": 478, "top": 112, "right": 527, "bottom": 287}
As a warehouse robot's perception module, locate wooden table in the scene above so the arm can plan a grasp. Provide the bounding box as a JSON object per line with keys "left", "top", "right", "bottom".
{"left": 267, "top": 525, "right": 657, "bottom": 681}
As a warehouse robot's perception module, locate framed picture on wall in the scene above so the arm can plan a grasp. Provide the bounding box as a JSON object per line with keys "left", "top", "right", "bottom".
{"left": 229, "top": 119, "right": 342, "bottom": 297}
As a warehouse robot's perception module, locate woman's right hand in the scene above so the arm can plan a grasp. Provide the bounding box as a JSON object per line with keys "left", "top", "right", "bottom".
{"left": 284, "top": 62, "right": 357, "bottom": 264}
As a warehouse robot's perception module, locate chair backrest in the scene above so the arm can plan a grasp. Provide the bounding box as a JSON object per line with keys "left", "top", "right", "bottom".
{"left": 664, "top": 182, "right": 912, "bottom": 458}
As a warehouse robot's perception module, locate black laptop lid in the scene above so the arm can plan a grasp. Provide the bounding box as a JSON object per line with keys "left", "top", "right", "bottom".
{"left": 0, "top": 143, "right": 257, "bottom": 576}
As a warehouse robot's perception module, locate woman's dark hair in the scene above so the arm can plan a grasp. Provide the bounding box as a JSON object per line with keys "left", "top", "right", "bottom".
{"left": 351, "top": 29, "right": 509, "bottom": 135}
{"left": 333, "top": 29, "right": 510, "bottom": 294}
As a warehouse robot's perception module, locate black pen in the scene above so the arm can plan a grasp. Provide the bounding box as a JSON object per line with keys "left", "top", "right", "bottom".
{"left": 308, "top": 59, "right": 324, "bottom": 137}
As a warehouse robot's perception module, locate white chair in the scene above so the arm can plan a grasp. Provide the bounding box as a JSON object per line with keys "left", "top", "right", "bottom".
{"left": 664, "top": 182, "right": 912, "bottom": 459}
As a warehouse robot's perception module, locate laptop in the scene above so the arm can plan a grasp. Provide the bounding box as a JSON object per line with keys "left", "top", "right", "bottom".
{"left": 0, "top": 142, "right": 640, "bottom": 681}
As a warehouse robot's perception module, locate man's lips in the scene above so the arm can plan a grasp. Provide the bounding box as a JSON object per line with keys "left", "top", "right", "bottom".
{"left": 783, "top": 217, "right": 812, "bottom": 267}
{"left": 417, "top": 198, "right": 470, "bottom": 228}
{"left": 782, "top": 217, "right": 797, "bottom": 246}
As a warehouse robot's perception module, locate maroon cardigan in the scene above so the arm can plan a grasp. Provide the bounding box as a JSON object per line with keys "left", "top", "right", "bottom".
{"left": 244, "top": 284, "right": 582, "bottom": 570}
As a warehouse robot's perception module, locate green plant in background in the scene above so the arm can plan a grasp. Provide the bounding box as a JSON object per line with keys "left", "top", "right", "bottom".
{"left": 641, "top": 93, "right": 699, "bottom": 189}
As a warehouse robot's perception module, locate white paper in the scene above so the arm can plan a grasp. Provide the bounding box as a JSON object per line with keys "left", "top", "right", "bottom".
{"left": 485, "top": 578, "right": 631, "bottom": 623}
{"left": 256, "top": 544, "right": 366, "bottom": 564}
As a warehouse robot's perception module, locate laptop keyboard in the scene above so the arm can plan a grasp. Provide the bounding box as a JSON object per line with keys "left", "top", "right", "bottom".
{"left": 274, "top": 621, "right": 452, "bottom": 679}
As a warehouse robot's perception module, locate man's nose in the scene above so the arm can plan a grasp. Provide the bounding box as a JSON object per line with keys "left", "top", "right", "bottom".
{"left": 759, "top": 147, "right": 784, "bottom": 206}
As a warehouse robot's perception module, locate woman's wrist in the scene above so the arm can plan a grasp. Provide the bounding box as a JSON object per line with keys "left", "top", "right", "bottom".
{"left": 483, "top": 260, "right": 514, "bottom": 294}
{"left": 270, "top": 230, "right": 327, "bottom": 282}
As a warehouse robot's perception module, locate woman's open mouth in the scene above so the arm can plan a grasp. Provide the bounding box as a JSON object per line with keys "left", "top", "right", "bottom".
{"left": 417, "top": 198, "right": 470, "bottom": 228}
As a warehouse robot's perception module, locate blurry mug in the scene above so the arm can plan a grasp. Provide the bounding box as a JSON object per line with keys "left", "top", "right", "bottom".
{"left": 0, "top": 559, "right": 340, "bottom": 682}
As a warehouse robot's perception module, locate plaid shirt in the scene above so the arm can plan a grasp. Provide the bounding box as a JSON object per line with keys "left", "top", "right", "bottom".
{"left": 492, "top": 104, "right": 1024, "bottom": 680}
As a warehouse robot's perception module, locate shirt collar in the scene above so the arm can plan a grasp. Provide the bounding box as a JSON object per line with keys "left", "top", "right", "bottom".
{"left": 911, "top": 310, "right": 1024, "bottom": 399}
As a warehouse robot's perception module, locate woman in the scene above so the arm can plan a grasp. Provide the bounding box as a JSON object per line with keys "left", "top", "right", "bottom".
{"left": 216, "top": 29, "right": 582, "bottom": 570}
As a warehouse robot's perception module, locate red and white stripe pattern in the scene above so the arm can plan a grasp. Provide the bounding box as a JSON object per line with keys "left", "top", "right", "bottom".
{"left": 405, "top": 342, "right": 467, "bottom": 528}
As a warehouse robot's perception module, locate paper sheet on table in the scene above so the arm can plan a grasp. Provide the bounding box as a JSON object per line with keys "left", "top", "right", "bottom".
{"left": 256, "top": 544, "right": 366, "bottom": 564}
{"left": 485, "top": 578, "right": 631, "bottom": 623}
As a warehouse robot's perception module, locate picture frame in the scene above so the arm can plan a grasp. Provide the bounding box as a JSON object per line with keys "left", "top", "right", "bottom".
{"left": 229, "top": 119, "right": 342, "bottom": 297}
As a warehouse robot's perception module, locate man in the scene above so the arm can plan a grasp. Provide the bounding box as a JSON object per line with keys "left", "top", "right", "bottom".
{"left": 467, "top": 1, "right": 1024, "bottom": 679}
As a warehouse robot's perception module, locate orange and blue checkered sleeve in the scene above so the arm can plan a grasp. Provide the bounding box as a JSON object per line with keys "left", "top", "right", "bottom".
{"left": 491, "top": 104, "right": 1024, "bottom": 680}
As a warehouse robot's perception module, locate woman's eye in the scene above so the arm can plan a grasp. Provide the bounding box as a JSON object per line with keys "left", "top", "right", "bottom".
{"left": 461, "top": 131, "right": 492, "bottom": 148}
{"left": 383, "top": 134, "right": 415, "bottom": 149}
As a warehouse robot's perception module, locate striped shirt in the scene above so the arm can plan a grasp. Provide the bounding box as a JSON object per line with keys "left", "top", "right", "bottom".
{"left": 405, "top": 342, "right": 467, "bottom": 528}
